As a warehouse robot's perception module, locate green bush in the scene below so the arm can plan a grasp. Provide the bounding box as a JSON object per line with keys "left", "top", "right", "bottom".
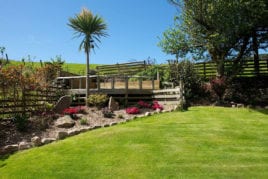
{"left": 12, "top": 114, "right": 28, "bottom": 131}
{"left": 87, "top": 93, "right": 108, "bottom": 108}
{"left": 79, "top": 118, "right": 88, "bottom": 125}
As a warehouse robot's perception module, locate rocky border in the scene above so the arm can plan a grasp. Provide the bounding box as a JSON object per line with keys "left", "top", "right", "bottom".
{"left": 0, "top": 107, "right": 177, "bottom": 156}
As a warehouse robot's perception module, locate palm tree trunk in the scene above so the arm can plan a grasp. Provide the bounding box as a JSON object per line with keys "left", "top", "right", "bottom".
{"left": 86, "top": 49, "right": 90, "bottom": 106}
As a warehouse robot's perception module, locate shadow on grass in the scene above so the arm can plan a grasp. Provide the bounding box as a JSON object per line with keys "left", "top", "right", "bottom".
{"left": 0, "top": 154, "right": 9, "bottom": 168}
{"left": 252, "top": 108, "right": 268, "bottom": 115}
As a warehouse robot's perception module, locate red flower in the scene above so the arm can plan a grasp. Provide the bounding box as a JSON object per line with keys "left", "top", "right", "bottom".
{"left": 137, "top": 100, "right": 151, "bottom": 108}
{"left": 151, "top": 101, "right": 163, "bottom": 111}
{"left": 126, "top": 107, "right": 140, "bottom": 114}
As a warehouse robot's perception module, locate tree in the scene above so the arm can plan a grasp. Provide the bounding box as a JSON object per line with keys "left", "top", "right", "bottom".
{"left": 158, "top": 19, "right": 190, "bottom": 62}
{"left": 68, "top": 8, "right": 108, "bottom": 102}
{"left": 164, "top": 0, "right": 268, "bottom": 76}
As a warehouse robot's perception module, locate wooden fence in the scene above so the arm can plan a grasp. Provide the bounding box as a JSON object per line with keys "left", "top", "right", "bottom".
{"left": 194, "top": 58, "right": 268, "bottom": 78}
{"left": 0, "top": 86, "right": 62, "bottom": 117}
{"left": 96, "top": 61, "right": 147, "bottom": 76}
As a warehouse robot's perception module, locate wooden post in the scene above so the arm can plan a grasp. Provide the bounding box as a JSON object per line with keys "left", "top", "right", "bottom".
{"left": 111, "top": 76, "right": 115, "bottom": 89}
{"left": 79, "top": 78, "right": 82, "bottom": 89}
{"left": 125, "top": 76, "right": 129, "bottom": 106}
{"left": 97, "top": 76, "right": 100, "bottom": 91}
{"left": 139, "top": 77, "right": 142, "bottom": 90}
{"left": 152, "top": 77, "right": 155, "bottom": 90}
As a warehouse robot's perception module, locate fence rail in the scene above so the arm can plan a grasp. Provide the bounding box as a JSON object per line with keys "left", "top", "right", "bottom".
{"left": 194, "top": 58, "right": 268, "bottom": 78}
{"left": 0, "top": 87, "right": 61, "bottom": 117}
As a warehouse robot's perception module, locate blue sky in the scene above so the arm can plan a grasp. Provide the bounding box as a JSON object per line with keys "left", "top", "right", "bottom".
{"left": 0, "top": 0, "right": 177, "bottom": 64}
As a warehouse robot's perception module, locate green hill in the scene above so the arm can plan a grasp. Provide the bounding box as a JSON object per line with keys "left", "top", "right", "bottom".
{"left": 5, "top": 60, "right": 98, "bottom": 75}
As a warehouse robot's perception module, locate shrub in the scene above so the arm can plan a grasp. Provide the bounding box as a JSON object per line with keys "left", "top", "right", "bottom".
{"left": 87, "top": 93, "right": 108, "bottom": 108}
{"left": 118, "top": 114, "right": 124, "bottom": 119}
{"left": 151, "top": 101, "right": 163, "bottom": 111}
{"left": 80, "top": 118, "right": 88, "bottom": 125}
{"left": 210, "top": 76, "right": 227, "bottom": 102}
{"left": 126, "top": 107, "right": 140, "bottom": 114}
{"left": 102, "top": 107, "right": 114, "bottom": 118}
{"left": 63, "top": 107, "right": 79, "bottom": 119}
{"left": 12, "top": 114, "right": 28, "bottom": 131}
{"left": 137, "top": 100, "right": 151, "bottom": 108}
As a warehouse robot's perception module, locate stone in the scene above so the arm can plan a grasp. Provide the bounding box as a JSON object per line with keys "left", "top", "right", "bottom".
{"left": 156, "top": 108, "right": 162, "bottom": 113}
{"left": 31, "top": 136, "right": 42, "bottom": 147}
{"left": 18, "top": 141, "right": 31, "bottom": 150}
{"left": 53, "top": 95, "right": 72, "bottom": 114}
{"left": 237, "top": 103, "right": 244, "bottom": 108}
{"left": 103, "top": 123, "right": 110, "bottom": 127}
{"left": 67, "top": 129, "right": 81, "bottom": 136}
{"left": 92, "top": 125, "right": 102, "bottom": 129}
{"left": 265, "top": 106, "right": 268, "bottom": 109}
{"left": 145, "top": 112, "right": 151, "bottom": 116}
{"left": 56, "top": 131, "right": 68, "bottom": 140}
{"left": 108, "top": 97, "right": 120, "bottom": 111}
{"left": 232, "top": 104, "right": 236, "bottom": 108}
{"left": 41, "top": 138, "right": 56, "bottom": 145}
{"left": 110, "top": 122, "right": 117, "bottom": 126}
{"left": 1, "top": 144, "right": 18, "bottom": 155}
{"left": 55, "top": 115, "right": 75, "bottom": 128}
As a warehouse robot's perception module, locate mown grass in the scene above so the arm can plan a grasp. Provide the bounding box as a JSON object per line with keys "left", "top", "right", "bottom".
{"left": 0, "top": 107, "right": 268, "bottom": 178}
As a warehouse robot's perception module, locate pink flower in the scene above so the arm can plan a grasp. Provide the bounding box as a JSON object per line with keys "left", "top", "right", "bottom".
{"left": 137, "top": 100, "right": 151, "bottom": 108}
{"left": 151, "top": 101, "right": 163, "bottom": 111}
{"left": 126, "top": 107, "right": 140, "bottom": 114}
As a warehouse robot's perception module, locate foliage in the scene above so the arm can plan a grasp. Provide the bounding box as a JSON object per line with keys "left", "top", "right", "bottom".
{"left": 126, "top": 107, "right": 140, "bottom": 114}
{"left": 12, "top": 114, "right": 28, "bottom": 131}
{"left": 101, "top": 107, "right": 114, "bottom": 118}
{"left": 79, "top": 118, "right": 88, "bottom": 125}
{"left": 0, "top": 63, "right": 63, "bottom": 116}
{"left": 68, "top": 8, "right": 108, "bottom": 100}
{"left": 1, "top": 107, "right": 268, "bottom": 178}
{"left": 151, "top": 101, "right": 163, "bottom": 111}
{"left": 137, "top": 100, "right": 151, "bottom": 108}
{"left": 158, "top": 19, "right": 190, "bottom": 61}
{"left": 169, "top": 60, "right": 205, "bottom": 104}
{"left": 210, "top": 76, "right": 227, "bottom": 102}
{"left": 166, "top": 0, "right": 268, "bottom": 76}
{"left": 87, "top": 93, "right": 108, "bottom": 108}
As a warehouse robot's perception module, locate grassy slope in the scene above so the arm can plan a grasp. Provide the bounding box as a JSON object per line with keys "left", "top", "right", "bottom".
{"left": 0, "top": 107, "right": 268, "bottom": 178}
{"left": 7, "top": 60, "right": 98, "bottom": 75}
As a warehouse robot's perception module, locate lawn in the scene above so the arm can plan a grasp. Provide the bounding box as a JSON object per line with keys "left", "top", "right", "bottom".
{"left": 0, "top": 107, "right": 268, "bottom": 178}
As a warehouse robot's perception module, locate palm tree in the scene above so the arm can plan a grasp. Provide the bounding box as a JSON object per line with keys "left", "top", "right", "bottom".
{"left": 68, "top": 8, "right": 108, "bottom": 104}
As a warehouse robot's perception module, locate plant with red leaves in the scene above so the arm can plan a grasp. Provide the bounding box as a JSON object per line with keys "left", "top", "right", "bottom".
{"left": 126, "top": 107, "right": 140, "bottom": 114}
{"left": 151, "top": 100, "right": 163, "bottom": 111}
{"left": 137, "top": 100, "right": 151, "bottom": 108}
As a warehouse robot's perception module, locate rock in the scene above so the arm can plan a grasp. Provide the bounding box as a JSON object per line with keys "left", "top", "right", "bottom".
{"left": 103, "top": 123, "right": 110, "bottom": 127}
{"left": 108, "top": 97, "right": 120, "bottom": 111}
{"left": 110, "top": 122, "right": 117, "bottom": 126}
{"left": 265, "top": 106, "right": 268, "bottom": 109}
{"left": 145, "top": 112, "right": 151, "bottom": 116}
{"left": 56, "top": 131, "right": 68, "bottom": 140}
{"left": 31, "top": 136, "right": 42, "bottom": 147}
{"left": 92, "top": 125, "right": 102, "bottom": 129}
{"left": 237, "top": 103, "right": 244, "bottom": 108}
{"left": 67, "top": 129, "right": 81, "bottom": 136}
{"left": 1, "top": 144, "right": 18, "bottom": 155}
{"left": 232, "top": 104, "right": 236, "bottom": 108}
{"left": 18, "top": 141, "right": 31, "bottom": 150}
{"left": 162, "top": 110, "right": 168, "bottom": 113}
{"left": 156, "top": 108, "right": 162, "bottom": 113}
{"left": 55, "top": 115, "right": 75, "bottom": 128}
{"left": 53, "top": 95, "right": 72, "bottom": 114}
{"left": 41, "top": 138, "right": 56, "bottom": 145}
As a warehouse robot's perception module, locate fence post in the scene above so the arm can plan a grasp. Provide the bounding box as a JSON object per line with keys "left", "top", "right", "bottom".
{"left": 203, "top": 62, "right": 206, "bottom": 78}
{"left": 125, "top": 76, "right": 129, "bottom": 106}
